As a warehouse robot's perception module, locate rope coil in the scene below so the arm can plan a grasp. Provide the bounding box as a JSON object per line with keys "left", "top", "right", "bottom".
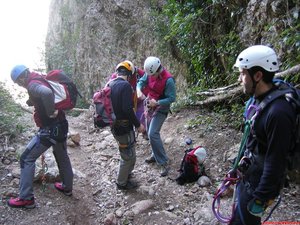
{"left": 212, "top": 170, "right": 242, "bottom": 223}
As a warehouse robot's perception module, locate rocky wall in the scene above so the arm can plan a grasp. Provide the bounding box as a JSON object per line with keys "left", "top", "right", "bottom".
{"left": 46, "top": 0, "right": 188, "bottom": 99}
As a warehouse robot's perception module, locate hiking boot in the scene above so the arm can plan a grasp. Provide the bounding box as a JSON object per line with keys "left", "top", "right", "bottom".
{"left": 160, "top": 164, "right": 169, "bottom": 177}
{"left": 116, "top": 180, "right": 138, "bottom": 190}
{"left": 54, "top": 182, "right": 72, "bottom": 196}
{"left": 145, "top": 156, "right": 156, "bottom": 164}
{"left": 7, "top": 197, "right": 36, "bottom": 209}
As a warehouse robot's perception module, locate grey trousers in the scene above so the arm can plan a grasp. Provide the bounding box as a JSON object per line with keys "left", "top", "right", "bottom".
{"left": 19, "top": 135, "right": 73, "bottom": 200}
{"left": 113, "top": 130, "right": 136, "bottom": 186}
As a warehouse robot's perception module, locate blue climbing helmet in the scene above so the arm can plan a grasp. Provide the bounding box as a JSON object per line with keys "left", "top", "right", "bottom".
{"left": 11, "top": 65, "right": 28, "bottom": 82}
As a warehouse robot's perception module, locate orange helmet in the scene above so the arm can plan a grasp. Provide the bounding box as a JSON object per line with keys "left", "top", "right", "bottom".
{"left": 115, "top": 61, "right": 134, "bottom": 76}
{"left": 124, "top": 60, "right": 135, "bottom": 75}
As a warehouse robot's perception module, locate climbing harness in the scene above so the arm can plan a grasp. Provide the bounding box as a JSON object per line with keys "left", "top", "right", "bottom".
{"left": 142, "top": 98, "right": 159, "bottom": 134}
{"left": 212, "top": 100, "right": 282, "bottom": 223}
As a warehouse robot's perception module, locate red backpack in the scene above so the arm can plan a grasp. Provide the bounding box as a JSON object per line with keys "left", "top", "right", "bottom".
{"left": 93, "top": 79, "right": 117, "bottom": 128}
{"left": 176, "top": 146, "right": 206, "bottom": 185}
{"left": 32, "top": 70, "right": 81, "bottom": 110}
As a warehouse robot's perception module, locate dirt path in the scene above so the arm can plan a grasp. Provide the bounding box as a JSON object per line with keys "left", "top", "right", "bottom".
{"left": 1, "top": 108, "right": 299, "bottom": 224}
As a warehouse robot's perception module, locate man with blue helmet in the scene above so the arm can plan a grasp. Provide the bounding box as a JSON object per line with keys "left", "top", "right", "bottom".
{"left": 7, "top": 65, "right": 74, "bottom": 209}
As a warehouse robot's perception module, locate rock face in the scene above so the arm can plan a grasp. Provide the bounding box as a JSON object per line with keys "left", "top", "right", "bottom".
{"left": 46, "top": 0, "right": 299, "bottom": 98}
{"left": 46, "top": 0, "right": 188, "bottom": 98}
{"left": 236, "top": 0, "right": 299, "bottom": 61}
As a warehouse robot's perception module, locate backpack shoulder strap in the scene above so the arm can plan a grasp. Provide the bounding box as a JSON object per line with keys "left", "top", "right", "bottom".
{"left": 251, "top": 86, "right": 297, "bottom": 145}
{"left": 29, "top": 77, "right": 52, "bottom": 89}
{"left": 258, "top": 88, "right": 293, "bottom": 112}
{"left": 178, "top": 148, "right": 193, "bottom": 172}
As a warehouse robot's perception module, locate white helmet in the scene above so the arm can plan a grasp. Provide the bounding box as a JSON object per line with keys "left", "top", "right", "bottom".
{"left": 144, "top": 56, "right": 161, "bottom": 75}
{"left": 193, "top": 147, "right": 207, "bottom": 164}
{"left": 233, "top": 45, "right": 279, "bottom": 72}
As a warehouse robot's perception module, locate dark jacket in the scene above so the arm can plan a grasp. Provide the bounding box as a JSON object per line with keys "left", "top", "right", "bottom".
{"left": 110, "top": 77, "right": 140, "bottom": 129}
{"left": 244, "top": 87, "right": 296, "bottom": 202}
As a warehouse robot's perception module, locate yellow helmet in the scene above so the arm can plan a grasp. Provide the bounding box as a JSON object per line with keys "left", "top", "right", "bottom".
{"left": 115, "top": 61, "right": 134, "bottom": 76}
{"left": 124, "top": 60, "right": 135, "bottom": 74}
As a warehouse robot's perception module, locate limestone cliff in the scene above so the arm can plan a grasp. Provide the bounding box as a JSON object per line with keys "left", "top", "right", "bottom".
{"left": 46, "top": 0, "right": 299, "bottom": 99}
{"left": 46, "top": 0, "right": 187, "bottom": 98}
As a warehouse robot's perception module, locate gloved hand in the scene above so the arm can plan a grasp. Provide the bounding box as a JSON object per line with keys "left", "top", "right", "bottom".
{"left": 148, "top": 99, "right": 158, "bottom": 108}
{"left": 247, "top": 198, "right": 273, "bottom": 217}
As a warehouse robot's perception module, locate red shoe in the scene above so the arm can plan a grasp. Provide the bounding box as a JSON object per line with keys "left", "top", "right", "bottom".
{"left": 7, "top": 197, "right": 35, "bottom": 209}
{"left": 54, "top": 182, "right": 72, "bottom": 196}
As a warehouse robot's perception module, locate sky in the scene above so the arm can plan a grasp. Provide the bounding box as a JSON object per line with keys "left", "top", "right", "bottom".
{"left": 0, "top": 0, "right": 51, "bottom": 83}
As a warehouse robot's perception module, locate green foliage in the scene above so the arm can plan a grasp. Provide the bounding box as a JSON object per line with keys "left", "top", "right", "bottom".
{"left": 46, "top": 44, "right": 75, "bottom": 74}
{"left": 266, "top": 6, "right": 300, "bottom": 83}
{"left": 278, "top": 23, "right": 300, "bottom": 71}
{"left": 155, "top": 0, "right": 246, "bottom": 90}
{"left": 45, "top": 2, "right": 80, "bottom": 75}
{"left": 0, "top": 82, "right": 25, "bottom": 137}
{"left": 171, "top": 86, "right": 204, "bottom": 112}
{"left": 152, "top": 0, "right": 299, "bottom": 119}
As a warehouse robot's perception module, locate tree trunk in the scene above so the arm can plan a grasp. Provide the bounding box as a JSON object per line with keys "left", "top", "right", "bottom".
{"left": 196, "top": 64, "right": 300, "bottom": 106}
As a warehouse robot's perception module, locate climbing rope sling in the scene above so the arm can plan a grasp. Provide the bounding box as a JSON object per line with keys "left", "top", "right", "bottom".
{"left": 212, "top": 103, "right": 281, "bottom": 224}
{"left": 211, "top": 118, "right": 250, "bottom": 224}
{"left": 41, "top": 153, "right": 48, "bottom": 192}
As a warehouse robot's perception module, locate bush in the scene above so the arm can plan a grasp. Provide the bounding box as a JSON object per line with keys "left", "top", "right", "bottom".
{"left": 0, "top": 82, "right": 25, "bottom": 137}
